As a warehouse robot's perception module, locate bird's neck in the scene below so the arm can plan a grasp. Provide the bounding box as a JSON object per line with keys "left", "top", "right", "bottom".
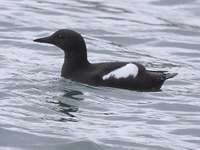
{"left": 63, "top": 52, "right": 90, "bottom": 68}
{"left": 61, "top": 52, "right": 89, "bottom": 77}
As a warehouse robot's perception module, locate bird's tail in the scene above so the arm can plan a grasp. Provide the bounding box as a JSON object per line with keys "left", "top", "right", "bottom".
{"left": 148, "top": 71, "right": 178, "bottom": 90}
{"left": 159, "top": 73, "right": 178, "bottom": 81}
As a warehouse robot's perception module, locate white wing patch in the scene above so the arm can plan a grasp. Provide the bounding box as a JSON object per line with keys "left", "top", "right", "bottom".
{"left": 102, "top": 63, "right": 139, "bottom": 80}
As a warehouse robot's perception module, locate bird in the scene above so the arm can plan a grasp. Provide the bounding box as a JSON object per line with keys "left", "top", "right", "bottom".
{"left": 34, "top": 29, "right": 177, "bottom": 91}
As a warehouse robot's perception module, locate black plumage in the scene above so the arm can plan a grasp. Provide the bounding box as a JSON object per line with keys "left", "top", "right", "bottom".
{"left": 34, "top": 29, "right": 177, "bottom": 91}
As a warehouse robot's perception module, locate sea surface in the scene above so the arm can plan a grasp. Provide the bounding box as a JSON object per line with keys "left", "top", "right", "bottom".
{"left": 0, "top": 0, "right": 200, "bottom": 150}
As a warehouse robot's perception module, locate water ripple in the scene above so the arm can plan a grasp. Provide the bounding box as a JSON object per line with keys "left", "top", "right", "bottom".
{"left": 0, "top": 0, "right": 200, "bottom": 150}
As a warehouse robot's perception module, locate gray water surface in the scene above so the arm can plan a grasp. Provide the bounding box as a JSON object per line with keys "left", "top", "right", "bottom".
{"left": 1, "top": 0, "right": 200, "bottom": 150}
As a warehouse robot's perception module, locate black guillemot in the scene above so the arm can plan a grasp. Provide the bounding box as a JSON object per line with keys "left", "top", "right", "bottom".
{"left": 34, "top": 29, "right": 177, "bottom": 91}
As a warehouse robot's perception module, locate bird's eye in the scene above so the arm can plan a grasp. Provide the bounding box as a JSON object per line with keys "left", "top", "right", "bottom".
{"left": 58, "top": 34, "right": 62, "bottom": 38}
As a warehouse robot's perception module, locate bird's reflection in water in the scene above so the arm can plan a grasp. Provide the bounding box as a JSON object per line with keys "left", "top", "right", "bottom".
{"left": 48, "top": 89, "right": 84, "bottom": 122}
{"left": 58, "top": 101, "right": 78, "bottom": 117}
{"left": 62, "top": 90, "right": 83, "bottom": 100}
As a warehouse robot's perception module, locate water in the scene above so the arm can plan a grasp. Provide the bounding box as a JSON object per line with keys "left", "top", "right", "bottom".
{"left": 0, "top": 0, "right": 200, "bottom": 149}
